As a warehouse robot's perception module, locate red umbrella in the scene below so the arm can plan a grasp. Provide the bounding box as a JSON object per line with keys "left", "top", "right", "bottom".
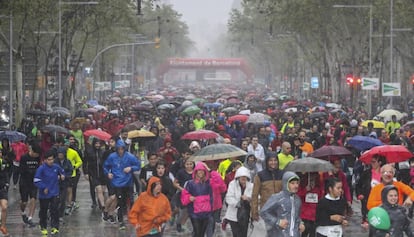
{"left": 228, "top": 114, "right": 249, "bottom": 124}
{"left": 181, "top": 130, "right": 219, "bottom": 140}
{"left": 359, "top": 145, "right": 413, "bottom": 164}
{"left": 309, "top": 145, "right": 352, "bottom": 159}
{"left": 84, "top": 129, "right": 112, "bottom": 141}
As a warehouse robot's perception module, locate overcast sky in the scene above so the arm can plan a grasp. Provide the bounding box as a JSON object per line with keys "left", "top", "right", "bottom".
{"left": 169, "top": 0, "right": 235, "bottom": 57}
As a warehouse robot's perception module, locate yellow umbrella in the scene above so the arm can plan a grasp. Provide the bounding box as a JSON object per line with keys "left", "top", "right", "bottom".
{"left": 361, "top": 120, "right": 385, "bottom": 129}
{"left": 127, "top": 130, "right": 156, "bottom": 139}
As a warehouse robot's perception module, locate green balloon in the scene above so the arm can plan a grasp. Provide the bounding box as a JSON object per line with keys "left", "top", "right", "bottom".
{"left": 368, "top": 207, "right": 391, "bottom": 230}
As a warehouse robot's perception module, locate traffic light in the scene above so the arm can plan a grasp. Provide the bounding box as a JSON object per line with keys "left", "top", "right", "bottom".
{"left": 411, "top": 74, "right": 414, "bottom": 90}
{"left": 346, "top": 74, "right": 354, "bottom": 85}
{"left": 356, "top": 77, "right": 362, "bottom": 85}
{"left": 154, "top": 37, "right": 161, "bottom": 49}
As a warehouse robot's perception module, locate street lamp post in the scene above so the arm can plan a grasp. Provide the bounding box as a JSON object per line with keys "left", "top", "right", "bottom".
{"left": 88, "top": 41, "right": 156, "bottom": 99}
{"left": 58, "top": 1, "right": 98, "bottom": 107}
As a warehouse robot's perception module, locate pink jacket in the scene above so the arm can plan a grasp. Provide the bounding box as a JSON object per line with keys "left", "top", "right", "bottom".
{"left": 209, "top": 170, "right": 227, "bottom": 210}
{"left": 410, "top": 167, "right": 414, "bottom": 185}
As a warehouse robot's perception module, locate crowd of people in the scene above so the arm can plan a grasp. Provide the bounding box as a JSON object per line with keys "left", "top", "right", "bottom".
{"left": 1, "top": 86, "right": 414, "bottom": 237}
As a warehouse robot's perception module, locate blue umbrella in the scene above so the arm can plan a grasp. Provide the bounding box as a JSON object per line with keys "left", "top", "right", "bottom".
{"left": 203, "top": 102, "right": 223, "bottom": 109}
{"left": 86, "top": 99, "right": 99, "bottom": 106}
{"left": 0, "top": 131, "right": 27, "bottom": 143}
{"left": 348, "top": 135, "right": 383, "bottom": 151}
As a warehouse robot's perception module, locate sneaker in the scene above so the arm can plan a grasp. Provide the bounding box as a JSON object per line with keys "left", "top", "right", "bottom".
{"left": 119, "top": 222, "right": 126, "bottom": 230}
{"left": 27, "top": 219, "right": 36, "bottom": 228}
{"left": 59, "top": 217, "right": 65, "bottom": 224}
{"left": 102, "top": 212, "right": 109, "bottom": 221}
{"left": 221, "top": 219, "right": 228, "bottom": 231}
{"left": 65, "top": 206, "right": 72, "bottom": 215}
{"left": 72, "top": 202, "right": 79, "bottom": 210}
{"left": 91, "top": 203, "right": 97, "bottom": 209}
{"left": 50, "top": 228, "right": 59, "bottom": 235}
{"left": 0, "top": 226, "right": 9, "bottom": 236}
{"left": 22, "top": 214, "right": 28, "bottom": 224}
{"left": 108, "top": 216, "right": 116, "bottom": 224}
{"left": 40, "top": 228, "right": 48, "bottom": 235}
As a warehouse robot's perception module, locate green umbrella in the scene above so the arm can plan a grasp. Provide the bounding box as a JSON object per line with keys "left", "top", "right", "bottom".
{"left": 182, "top": 105, "right": 201, "bottom": 116}
{"left": 192, "top": 98, "right": 205, "bottom": 105}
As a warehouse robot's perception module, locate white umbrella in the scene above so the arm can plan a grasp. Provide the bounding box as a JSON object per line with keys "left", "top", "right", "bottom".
{"left": 377, "top": 109, "right": 404, "bottom": 121}
{"left": 285, "top": 107, "right": 297, "bottom": 113}
{"left": 326, "top": 103, "right": 341, "bottom": 109}
{"left": 93, "top": 105, "right": 107, "bottom": 111}
{"left": 239, "top": 109, "right": 251, "bottom": 115}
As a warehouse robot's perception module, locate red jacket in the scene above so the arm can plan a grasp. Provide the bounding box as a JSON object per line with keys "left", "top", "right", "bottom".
{"left": 297, "top": 183, "right": 324, "bottom": 221}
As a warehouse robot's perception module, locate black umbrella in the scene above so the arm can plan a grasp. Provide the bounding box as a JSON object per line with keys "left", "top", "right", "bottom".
{"left": 41, "top": 125, "right": 69, "bottom": 135}
{"left": 309, "top": 112, "right": 327, "bottom": 119}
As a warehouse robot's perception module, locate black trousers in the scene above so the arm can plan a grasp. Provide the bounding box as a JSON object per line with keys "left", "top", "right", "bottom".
{"left": 39, "top": 196, "right": 59, "bottom": 229}
{"left": 302, "top": 219, "right": 316, "bottom": 237}
{"left": 190, "top": 217, "right": 209, "bottom": 237}
{"left": 228, "top": 219, "right": 249, "bottom": 237}
{"left": 114, "top": 186, "right": 131, "bottom": 223}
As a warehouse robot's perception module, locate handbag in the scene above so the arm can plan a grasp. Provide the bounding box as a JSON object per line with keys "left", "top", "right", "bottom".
{"left": 237, "top": 199, "right": 251, "bottom": 224}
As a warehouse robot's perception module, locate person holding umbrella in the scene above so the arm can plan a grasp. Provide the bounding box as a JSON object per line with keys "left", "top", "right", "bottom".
{"left": 297, "top": 172, "right": 324, "bottom": 237}
{"left": 355, "top": 154, "right": 386, "bottom": 227}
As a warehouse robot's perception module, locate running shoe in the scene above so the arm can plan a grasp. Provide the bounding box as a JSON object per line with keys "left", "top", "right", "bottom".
{"left": 119, "top": 222, "right": 126, "bottom": 230}
{"left": 50, "top": 228, "right": 59, "bottom": 235}
{"left": 22, "top": 214, "right": 28, "bottom": 224}
{"left": 108, "top": 216, "right": 116, "bottom": 224}
{"left": 40, "top": 228, "right": 48, "bottom": 235}
{"left": 72, "top": 202, "right": 79, "bottom": 210}
{"left": 27, "top": 219, "right": 36, "bottom": 228}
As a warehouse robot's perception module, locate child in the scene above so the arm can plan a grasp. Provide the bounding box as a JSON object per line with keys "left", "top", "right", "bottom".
{"left": 370, "top": 185, "right": 414, "bottom": 237}
{"left": 260, "top": 171, "right": 305, "bottom": 237}
{"left": 34, "top": 150, "right": 65, "bottom": 236}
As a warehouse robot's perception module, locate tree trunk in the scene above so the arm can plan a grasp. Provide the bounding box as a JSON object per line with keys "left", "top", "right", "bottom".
{"left": 15, "top": 55, "right": 23, "bottom": 128}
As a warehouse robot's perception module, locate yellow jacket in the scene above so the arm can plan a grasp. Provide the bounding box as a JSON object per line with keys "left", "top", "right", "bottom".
{"left": 66, "top": 147, "right": 82, "bottom": 177}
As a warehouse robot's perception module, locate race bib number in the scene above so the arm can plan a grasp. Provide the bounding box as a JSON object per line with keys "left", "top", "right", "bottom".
{"left": 305, "top": 193, "right": 318, "bottom": 203}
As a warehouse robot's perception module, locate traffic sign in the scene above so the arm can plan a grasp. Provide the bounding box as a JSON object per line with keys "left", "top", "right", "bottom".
{"left": 311, "top": 77, "right": 319, "bottom": 89}
{"left": 382, "top": 82, "right": 400, "bottom": 96}
{"left": 361, "top": 77, "right": 379, "bottom": 90}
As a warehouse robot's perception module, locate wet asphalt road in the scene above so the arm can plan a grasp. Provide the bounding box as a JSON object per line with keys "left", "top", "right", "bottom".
{"left": 4, "top": 178, "right": 370, "bottom": 237}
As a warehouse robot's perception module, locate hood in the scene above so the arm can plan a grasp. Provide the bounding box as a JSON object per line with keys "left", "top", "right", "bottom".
{"left": 192, "top": 162, "right": 210, "bottom": 181}
{"left": 381, "top": 185, "right": 398, "bottom": 207}
{"left": 147, "top": 176, "right": 161, "bottom": 196}
{"left": 282, "top": 171, "right": 300, "bottom": 193}
{"left": 57, "top": 147, "right": 66, "bottom": 155}
{"left": 244, "top": 153, "right": 257, "bottom": 169}
{"left": 265, "top": 152, "right": 279, "bottom": 170}
{"left": 116, "top": 139, "right": 126, "bottom": 149}
{"left": 235, "top": 166, "right": 251, "bottom": 180}
{"left": 164, "top": 137, "right": 172, "bottom": 146}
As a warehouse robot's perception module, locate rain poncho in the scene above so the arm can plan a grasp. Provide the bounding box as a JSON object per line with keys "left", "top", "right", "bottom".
{"left": 260, "top": 171, "right": 302, "bottom": 237}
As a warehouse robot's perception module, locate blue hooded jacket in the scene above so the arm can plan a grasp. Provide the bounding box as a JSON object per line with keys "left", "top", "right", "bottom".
{"left": 103, "top": 140, "right": 140, "bottom": 187}
{"left": 34, "top": 162, "right": 65, "bottom": 199}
